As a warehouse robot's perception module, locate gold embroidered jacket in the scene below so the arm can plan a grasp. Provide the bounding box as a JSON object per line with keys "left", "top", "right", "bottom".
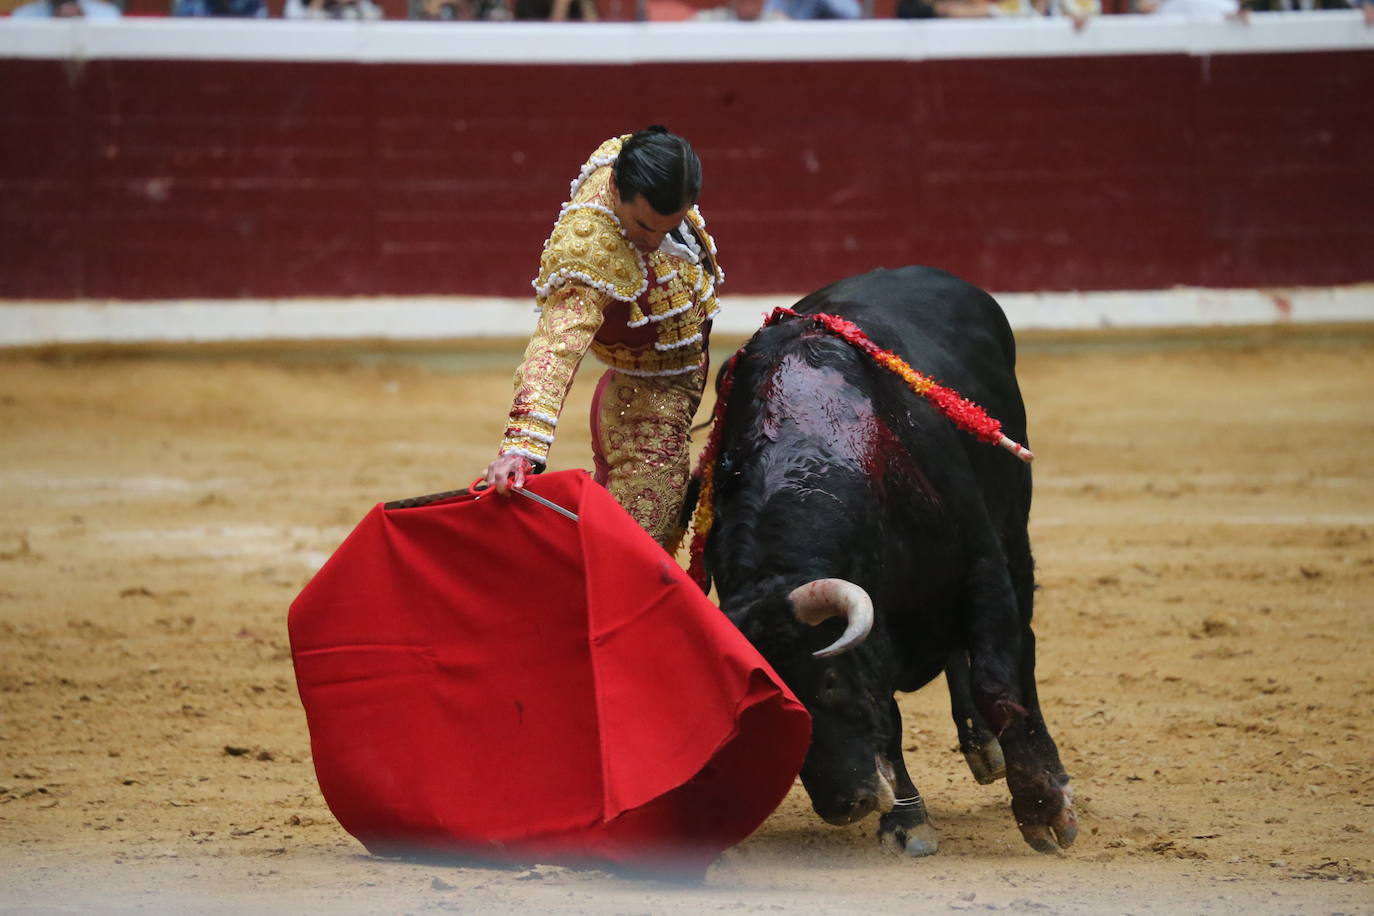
{"left": 499, "top": 136, "right": 724, "bottom": 468}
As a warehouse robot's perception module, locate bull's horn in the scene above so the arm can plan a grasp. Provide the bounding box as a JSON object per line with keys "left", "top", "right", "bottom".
{"left": 788, "top": 578, "right": 874, "bottom": 658}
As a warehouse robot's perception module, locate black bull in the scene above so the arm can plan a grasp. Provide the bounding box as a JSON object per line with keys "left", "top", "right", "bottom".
{"left": 700, "top": 266, "right": 1076, "bottom": 855}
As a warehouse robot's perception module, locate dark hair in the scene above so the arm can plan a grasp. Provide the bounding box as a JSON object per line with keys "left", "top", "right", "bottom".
{"left": 614, "top": 126, "right": 702, "bottom": 216}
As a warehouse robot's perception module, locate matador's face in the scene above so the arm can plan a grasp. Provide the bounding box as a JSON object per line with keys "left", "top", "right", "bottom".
{"left": 609, "top": 176, "right": 690, "bottom": 254}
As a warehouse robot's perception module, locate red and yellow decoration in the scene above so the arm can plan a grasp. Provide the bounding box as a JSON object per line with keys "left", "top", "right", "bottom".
{"left": 687, "top": 307, "right": 1033, "bottom": 590}
{"left": 684, "top": 351, "right": 737, "bottom": 585}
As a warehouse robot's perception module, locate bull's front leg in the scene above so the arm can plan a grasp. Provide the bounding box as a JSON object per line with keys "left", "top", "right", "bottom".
{"left": 965, "top": 555, "right": 1077, "bottom": 853}
{"left": 876, "top": 698, "right": 940, "bottom": 857}
{"left": 998, "top": 627, "right": 1077, "bottom": 853}
{"left": 1003, "top": 535, "right": 1077, "bottom": 853}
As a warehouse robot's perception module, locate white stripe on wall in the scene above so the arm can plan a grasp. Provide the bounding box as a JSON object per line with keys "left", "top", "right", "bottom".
{"left": 2, "top": 285, "right": 1370, "bottom": 347}
{"left": 0, "top": 13, "right": 1370, "bottom": 66}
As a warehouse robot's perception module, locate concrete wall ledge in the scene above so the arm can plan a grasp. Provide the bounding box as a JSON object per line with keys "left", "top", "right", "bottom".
{"left": 3, "top": 285, "right": 1370, "bottom": 349}
{"left": 2, "top": 13, "right": 1371, "bottom": 65}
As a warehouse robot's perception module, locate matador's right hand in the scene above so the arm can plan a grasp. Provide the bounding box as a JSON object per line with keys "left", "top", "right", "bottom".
{"left": 484, "top": 454, "right": 533, "bottom": 496}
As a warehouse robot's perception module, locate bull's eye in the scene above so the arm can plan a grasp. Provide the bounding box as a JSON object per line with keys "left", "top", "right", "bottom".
{"left": 820, "top": 667, "right": 841, "bottom": 701}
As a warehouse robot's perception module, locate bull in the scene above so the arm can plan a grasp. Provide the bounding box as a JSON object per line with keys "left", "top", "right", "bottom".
{"left": 698, "top": 266, "right": 1076, "bottom": 855}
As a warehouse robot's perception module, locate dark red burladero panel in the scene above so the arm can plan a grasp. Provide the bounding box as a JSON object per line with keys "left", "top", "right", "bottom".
{"left": 1, "top": 52, "right": 1370, "bottom": 300}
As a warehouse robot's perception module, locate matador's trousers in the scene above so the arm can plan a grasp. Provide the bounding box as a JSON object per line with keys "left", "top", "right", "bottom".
{"left": 590, "top": 365, "right": 706, "bottom": 551}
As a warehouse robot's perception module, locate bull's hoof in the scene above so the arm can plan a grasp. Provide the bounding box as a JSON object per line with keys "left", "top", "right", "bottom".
{"left": 879, "top": 814, "right": 940, "bottom": 857}
{"left": 962, "top": 739, "right": 1006, "bottom": 785}
{"left": 1018, "top": 802, "right": 1077, "bottom": 853}
{"left": 881, "top": 821, "right": 940, "bottom": 857}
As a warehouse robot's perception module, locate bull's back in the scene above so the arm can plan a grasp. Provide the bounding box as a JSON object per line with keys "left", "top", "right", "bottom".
{"left": 710, "top": 265, "right": 1030, "bottom": 608}
{"left": 789, "top": 266, "right": 1031, "bottom": 541}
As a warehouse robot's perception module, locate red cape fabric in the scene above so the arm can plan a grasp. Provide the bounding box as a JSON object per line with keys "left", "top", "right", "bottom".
{"left": 288, "top": 470, "right": 810, "bottom": 875}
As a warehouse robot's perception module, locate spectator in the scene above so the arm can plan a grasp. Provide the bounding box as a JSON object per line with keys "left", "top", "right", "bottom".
{"left": 413, "top": 0, "right": 508, "bottom": 19}
{"left": 762, "top": 0, "right": 860, "bottom": 17}
{"left": 10, "top": 0, "right": 121, "bottom": 16}
{"left": 285, "top": 0, "right": 381, "bottom": 17}
{"left": 1135, "top": 0, "right": 1237, "bottom": 13}
{"left": 691, "top": 0, "right": 766, "bottom": 18}
{"left": 1243, "top": 0, "right": 1354, "bottom": 7}
{"left": 513, "top": 0, "right": 597, "bottom": 18}
{"left": 898, "top": 0, "right": 1101, "bottom": 17}
{"left": 173, "top": 0, "right": 265, "bottom": 16}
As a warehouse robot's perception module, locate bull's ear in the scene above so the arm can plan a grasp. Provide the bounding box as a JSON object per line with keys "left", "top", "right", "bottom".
{"left": 788, "top": 579, "right": 873, "bottom": 658}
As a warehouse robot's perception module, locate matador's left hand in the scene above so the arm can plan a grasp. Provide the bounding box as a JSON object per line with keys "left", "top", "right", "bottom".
{"left": 484, "top": 454, "right": 533, "bottom": 495}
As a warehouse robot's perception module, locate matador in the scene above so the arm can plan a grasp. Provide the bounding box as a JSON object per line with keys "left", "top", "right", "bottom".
{"left": 484, "top": 128, "right": 724, "bottom": 551}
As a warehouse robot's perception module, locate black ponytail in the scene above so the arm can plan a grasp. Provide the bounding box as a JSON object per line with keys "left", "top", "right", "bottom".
{"left": 614, "top": 126, "right": 702, "bottom": 216}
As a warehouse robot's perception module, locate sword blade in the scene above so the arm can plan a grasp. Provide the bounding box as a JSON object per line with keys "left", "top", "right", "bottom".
{"left": 515, "top": 486, "right": 579, "bottom": 522}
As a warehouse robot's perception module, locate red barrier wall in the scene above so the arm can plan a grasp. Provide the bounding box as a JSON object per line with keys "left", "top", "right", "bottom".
{"left": 2, "top": 47, "right": 1371, "bottom": 300}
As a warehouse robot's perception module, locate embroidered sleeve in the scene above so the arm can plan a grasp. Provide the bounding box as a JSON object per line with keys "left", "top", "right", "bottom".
{"left": 499, "top": 283, "right": 608, "bottom": 467}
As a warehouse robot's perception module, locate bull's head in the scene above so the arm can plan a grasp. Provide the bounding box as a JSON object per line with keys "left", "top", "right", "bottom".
{"left": 729, "top": 578, "right": 899, "bottom": 827}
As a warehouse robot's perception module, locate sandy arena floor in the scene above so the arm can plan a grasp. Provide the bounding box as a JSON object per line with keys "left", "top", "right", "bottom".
{"left": 1, "top": 326, "right": 1371, "bottom": 915}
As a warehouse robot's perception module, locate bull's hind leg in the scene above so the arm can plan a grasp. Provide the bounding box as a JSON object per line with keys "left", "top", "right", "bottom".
{"left": 877, "top": 699, "right": 940, "bottom": 857}
{"left": 965, "top": 552, "right": 1076, "bottom": 853}
{"left": 945, "top": 649, "right": 1006, "bottom": 784}
{"left": 998, "top": 641, "right": 1076, "bottom": 852}
{"left": 1000, "top": 537, "right": 1076, "bottom": 852}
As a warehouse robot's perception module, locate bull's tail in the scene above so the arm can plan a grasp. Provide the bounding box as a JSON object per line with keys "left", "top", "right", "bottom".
{"left": 965, "top": 557, "right": 1030, "bottom": 734}
{"left": 969, "top": 642, "right": 1027, "bottom": 735}
{"left": 663, "top": 473, "right": 702, "bottom": 573}
{"left": 976, "top": 692, "right": 1028, "bottom": 737}
{"left": 679, "top": 471, "right": 701, "bottom": 534}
